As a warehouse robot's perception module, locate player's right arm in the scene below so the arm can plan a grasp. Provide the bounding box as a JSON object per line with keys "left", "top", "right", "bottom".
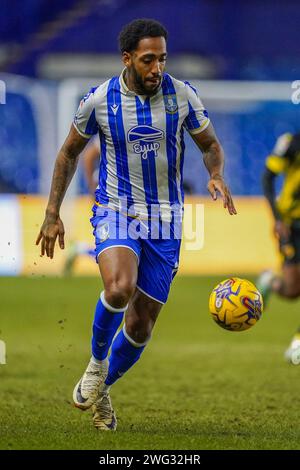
{"left": 36, "top": 87, "right": 99, "bottom": 258}
{"left": 36, "top": 125, "right": 89, "bottom": 258}
{"left": 262, "top": 133, "right": 292, "bottom": 239}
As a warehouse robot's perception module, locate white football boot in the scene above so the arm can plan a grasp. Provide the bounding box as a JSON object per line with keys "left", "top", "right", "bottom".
{"left": 73, "top": 358, "right": 108, "bottom": 410}
{"left": 285, "top": 334, "right": 300, "bottom": 365}
{"left": 92, "top": 389, "right": 117, "bottom": 431}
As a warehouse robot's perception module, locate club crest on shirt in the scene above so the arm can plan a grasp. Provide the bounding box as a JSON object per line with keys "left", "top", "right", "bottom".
{"left": 127, "top": 125, "right": 165, "bottom": 160}
{"left": 163, "top": 94, "right": 178, "bottom": 114}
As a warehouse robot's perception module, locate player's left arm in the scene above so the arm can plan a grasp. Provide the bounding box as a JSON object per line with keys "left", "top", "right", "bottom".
{"left": 191, "top": 123, "right": 237, "bottom": 215}
{"left": 183, "top": 81, "right": 236, "bottom": 215}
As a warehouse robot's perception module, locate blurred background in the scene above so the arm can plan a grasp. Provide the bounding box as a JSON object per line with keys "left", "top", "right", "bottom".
{"left": 0, "top": 0, "right": 299, "bottom": 276}
{"left": 2, "top": 1, "right": 300, "bottom": 452}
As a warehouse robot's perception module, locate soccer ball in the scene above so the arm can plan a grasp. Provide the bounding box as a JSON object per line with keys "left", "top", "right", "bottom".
{"left": 209, "top": 278, "right": 263, "bottom": 332}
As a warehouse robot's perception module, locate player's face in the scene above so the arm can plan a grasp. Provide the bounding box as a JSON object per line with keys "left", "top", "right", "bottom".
{"left": 123, "top": 37, "right": 167, "bottom": 96}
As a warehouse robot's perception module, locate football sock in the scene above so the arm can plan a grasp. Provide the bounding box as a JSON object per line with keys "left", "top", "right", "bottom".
{"left": 91, "top": 291, "right": 126, "bottom": 361}
{"left": 105, "top": 326, "right": 149, "bottom": 386}
{"left": 91, "top": 356, "right": 104, "bottom": 365}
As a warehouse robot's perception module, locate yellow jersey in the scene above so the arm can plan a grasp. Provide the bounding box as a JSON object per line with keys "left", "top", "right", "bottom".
{"left": 266, "top": 133, "right": 300, "bottom": 222}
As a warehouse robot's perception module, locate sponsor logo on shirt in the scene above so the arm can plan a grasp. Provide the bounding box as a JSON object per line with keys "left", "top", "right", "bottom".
{"left": 127, "top": 125, "right": 164, "bottom": 160}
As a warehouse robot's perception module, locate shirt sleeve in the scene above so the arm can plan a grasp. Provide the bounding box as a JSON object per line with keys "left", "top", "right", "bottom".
{"left": 73, "top": 87, "right": 99, "bottom": 139}
{"left": 265, "top": 133, "right": 293, "bottom": 174}
{"left": 183, "top": 81, "right": 210, "bottom": 135}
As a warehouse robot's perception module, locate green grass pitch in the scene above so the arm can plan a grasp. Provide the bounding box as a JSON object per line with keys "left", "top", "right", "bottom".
{"left": 1, "top": 276, "right": 300, "bottom": 450}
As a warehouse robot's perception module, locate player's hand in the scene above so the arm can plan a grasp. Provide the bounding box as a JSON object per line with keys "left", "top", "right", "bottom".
{"left": 207, "top": 175, "right": 237, "bottom": 215}
{"left": 274, "top": 220, "right": 290, "bottom": 240}
{"left": 36, "top": 215, "right": 65, "bottom": 259}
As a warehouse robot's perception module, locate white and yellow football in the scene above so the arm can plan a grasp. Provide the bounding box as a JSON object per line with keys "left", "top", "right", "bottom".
{"left": 209, "top": 278, "right": 263, "bottom": 332}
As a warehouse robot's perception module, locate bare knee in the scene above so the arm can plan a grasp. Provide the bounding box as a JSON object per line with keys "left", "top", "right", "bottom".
{"left": 279, "top": 279, "right": 300, "bottom": 299}
{"left": 125, "top": 291, "right": 162, "bottom": 344}
{"left": 276, "top": 265, "right": 300, "bottom": 299}
{"left": 283, "top": 284, "right": 300, "bottom": 299}
{"left": 125, "top": 316, "right": 154, "bottom": 344}
{"left": 105, "top": 279, "right": 136, "bottom": 309}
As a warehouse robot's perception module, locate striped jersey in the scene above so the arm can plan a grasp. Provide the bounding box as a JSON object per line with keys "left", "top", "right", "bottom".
{"left": 73, "top": 69, "right": 209, "bottom": 217}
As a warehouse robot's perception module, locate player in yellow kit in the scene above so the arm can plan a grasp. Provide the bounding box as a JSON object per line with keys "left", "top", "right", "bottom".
{"left": 258, "top": 132, "right": 300, "bottom": 363}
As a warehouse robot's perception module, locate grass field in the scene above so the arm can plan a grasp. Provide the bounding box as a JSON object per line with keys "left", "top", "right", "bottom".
{"left": 1, "top": 275, "right": 300, "bottom": 450}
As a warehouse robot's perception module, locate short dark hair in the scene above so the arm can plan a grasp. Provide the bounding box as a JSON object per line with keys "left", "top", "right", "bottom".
{"left": 118, "top": 18, "right": 168, "bottom": 53}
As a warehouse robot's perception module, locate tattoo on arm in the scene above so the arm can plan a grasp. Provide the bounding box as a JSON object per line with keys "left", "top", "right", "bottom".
{"left": 46, "top": 150, "right": 78, "bottom": 218}
{"left": 191, "top": 124, "right": 224, "bottom": 178}
{"left": 46, "top": 126, "right": 89, "bottom": 218}
{"left": 203, "top": 140, "right": 224, "bottom": 178}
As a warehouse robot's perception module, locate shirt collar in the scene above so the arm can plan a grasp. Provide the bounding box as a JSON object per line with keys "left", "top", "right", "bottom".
{"left": 119, "top": 68, "right": 136, "bottom": 96}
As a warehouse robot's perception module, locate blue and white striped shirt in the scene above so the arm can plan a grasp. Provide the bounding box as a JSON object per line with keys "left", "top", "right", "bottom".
{"left": 73, "top": 70, "right": 209, "bottom": 217}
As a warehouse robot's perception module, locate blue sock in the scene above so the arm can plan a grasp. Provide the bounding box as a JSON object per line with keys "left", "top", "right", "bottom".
{"left": 92, "top": 291, "right": 126, "bottom": 361}
{"left": 105, "top": 327, "right": 148, "bottom": 386}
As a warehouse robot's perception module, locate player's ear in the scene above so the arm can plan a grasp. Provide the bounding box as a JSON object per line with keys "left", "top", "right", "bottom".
{"left": 122, "top": 51, "right": 131, "bottom": 67}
